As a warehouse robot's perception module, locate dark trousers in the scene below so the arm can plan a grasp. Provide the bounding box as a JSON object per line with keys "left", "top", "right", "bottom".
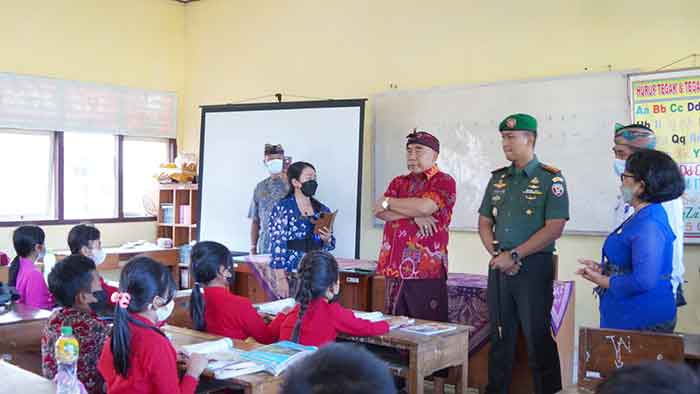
{"left": 486, "top": 253, "right": 562, "bottom": 394}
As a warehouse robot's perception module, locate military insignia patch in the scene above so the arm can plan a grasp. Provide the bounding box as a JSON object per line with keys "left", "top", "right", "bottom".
{"left": 506, "top": 118, "right": 517, "bottom": 129}
{"left": 551, "top": 182, "right": 565, "bottom": 197}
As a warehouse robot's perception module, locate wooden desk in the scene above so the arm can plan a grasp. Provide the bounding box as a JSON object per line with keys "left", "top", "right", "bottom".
{"left": 55, "top": 245, "right": 180, "bottom": 288}
{"left": 338, "top": 320, "right": 471, "bottom": 394}
{"left": 0, "top": 303, "right": 52, "bottom": 375}
{"left": 164, "top": 325, "right": 284, "bottom": 394}
{"left": 1, "top": 359, "right": 55, "bottom": 393}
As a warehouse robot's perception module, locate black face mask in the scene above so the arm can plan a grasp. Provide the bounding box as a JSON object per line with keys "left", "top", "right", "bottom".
{"left": 301, "top": 180, "right": 318, "bottom": 197}
{"left": 89, "top": 290, "right": 108, "bottom": 313}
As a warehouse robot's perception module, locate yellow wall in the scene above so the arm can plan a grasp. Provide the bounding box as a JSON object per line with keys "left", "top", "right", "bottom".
{"left": 181, "top": 0, "right": 700, "bottom": 333}
{"left": 0, "top": 0, "right": 185, "bottom": 248}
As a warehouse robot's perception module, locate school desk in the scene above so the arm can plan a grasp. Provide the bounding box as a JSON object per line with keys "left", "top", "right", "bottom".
{"left": 1, "top": 359, "right": 55, "bottom": 393}
{"left": 0, "top": 303, "right": 52, "bottom": 375}
{"left": 164, "top": 325, "right": 284, "bottom": 394}
{"left": 55, "top": 245, "right": 180, "bottom": 287}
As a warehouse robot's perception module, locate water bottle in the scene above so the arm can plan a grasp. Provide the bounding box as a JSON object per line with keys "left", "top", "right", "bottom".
{"left": 55, "top": 326, "right": 84, "bottom": 394}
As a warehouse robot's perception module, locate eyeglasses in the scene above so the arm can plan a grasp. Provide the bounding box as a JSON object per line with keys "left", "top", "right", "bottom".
{"left": 620, "top": 173, "right": 636, "bottom": 182}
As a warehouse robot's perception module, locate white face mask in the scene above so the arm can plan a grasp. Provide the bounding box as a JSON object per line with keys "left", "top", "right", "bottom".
{"left": 155, "top": 299, "right": 175, "bottom": 323}
{"left": 91, "top": 248, "right": 106, "bottom": 266}
{"left": 37, "top": 246, "right": 46, "bottom": 261}
{"left": 613, "top": 158, "right": 626, "bottom": 177}
{"left": 266, "top": 159, "right": 284, "bottom": 175}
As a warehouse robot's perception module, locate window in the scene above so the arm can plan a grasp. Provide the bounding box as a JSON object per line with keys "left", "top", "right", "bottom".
{"left": 0, "top": 128, "right": 174, "bottom": 225}
{"left": 123, "top": 138, "right": 170, "bottom": 217}
{"left": 0, "top": 130, "right": 55, "bottom": 221}
{"left": 63, "top": 132, "right": 117, "bottom": 219}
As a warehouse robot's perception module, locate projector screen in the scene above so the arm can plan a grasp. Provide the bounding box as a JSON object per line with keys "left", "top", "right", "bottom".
{"left": 198, "top": 100, "right": 365, "bottom": 258}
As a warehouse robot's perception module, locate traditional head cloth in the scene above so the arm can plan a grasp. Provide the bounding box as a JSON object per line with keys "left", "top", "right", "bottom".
{"left": 613, "top": 123, "right": 656, "bottom": 150}
{"left": 264, "top": 143, "right": 284, "bottom": 155}
{"left": 406, "top": 129, "right": 440, "bottom": 153}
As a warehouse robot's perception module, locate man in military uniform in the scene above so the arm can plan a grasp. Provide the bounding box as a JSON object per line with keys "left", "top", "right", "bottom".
{"left": 478, "top": 114, "right": 569, "bottom": 394}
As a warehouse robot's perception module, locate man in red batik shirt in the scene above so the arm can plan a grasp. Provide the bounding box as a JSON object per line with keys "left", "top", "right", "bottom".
{"left": 374, "top": 130, "right": 456, "bottom": 322}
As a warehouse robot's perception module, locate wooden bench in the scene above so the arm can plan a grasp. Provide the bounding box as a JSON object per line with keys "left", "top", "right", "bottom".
{"left": 560, "top": 327, "right": 686, "bottom": 393}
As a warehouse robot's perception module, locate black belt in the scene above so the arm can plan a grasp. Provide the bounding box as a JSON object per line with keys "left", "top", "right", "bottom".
{"left": 286, "top": 239, "right": 322, "bottom": 253}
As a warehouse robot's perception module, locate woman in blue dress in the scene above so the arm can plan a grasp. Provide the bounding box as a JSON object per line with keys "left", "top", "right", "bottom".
{"left": 578, "top": 149, "right": 684, "bottom": 332}
{"left": 268, "top": 161, "right": 336, "bottom": 283}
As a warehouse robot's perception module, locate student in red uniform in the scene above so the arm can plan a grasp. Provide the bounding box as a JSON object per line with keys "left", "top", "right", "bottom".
{"left": 68, "top": 224, "right": 117, "bottom": 308}
{"left": 97, "top": 257, "right": 208, "bottom": 394}
{"left": 189, "top": 241, "right": 277, "bottom": 344}
{"left": 8, "top": 225, "right": 55, "bottom": 309}
{"left": 268, "top": 251, "right": 408, "bottom": 347}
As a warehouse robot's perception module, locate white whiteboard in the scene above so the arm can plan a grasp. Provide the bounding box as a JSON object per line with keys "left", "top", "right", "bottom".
{"left": 199, "top": 100, "right": 365, "bottom": 257}
{"left": 374, "top": 72, "right": 631, "bottom": 234}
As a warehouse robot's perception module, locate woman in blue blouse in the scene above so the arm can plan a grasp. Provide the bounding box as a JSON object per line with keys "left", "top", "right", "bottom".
{"left": 578, "top": 149, "right": 684, "bottom": 332}
{"left": 268, "top": 161, "right": 336, "bottom": 276}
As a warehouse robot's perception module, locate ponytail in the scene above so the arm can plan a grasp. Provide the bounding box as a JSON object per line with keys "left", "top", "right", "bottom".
{"left": 9, "top": 225, "right": 46, "bottom": 287}
{"left": 188, "top": 241, "right": 232, "bottom": 332}
{"left": 290, "top": 251, "right": 339, "bottom": 343}
{"left": 111, "top": 257, "right": 175, "bottom": 377}
{"left": 190, "top": 282, "right": 206, "bottom": 331}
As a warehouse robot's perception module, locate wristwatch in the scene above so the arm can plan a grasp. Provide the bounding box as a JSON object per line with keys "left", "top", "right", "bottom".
{"left": 510, "top": 250, "right": 523, "bottom": 266}
{"left": 381, "top": 197, "right": 391, "bottom": 210}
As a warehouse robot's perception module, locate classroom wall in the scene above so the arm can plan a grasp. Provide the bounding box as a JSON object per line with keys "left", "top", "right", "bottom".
{"left": 0, "top": 0, "right": 185, "bottom": 248}
{"left": 181, "top": 0, "right": 700, "bottom": 333}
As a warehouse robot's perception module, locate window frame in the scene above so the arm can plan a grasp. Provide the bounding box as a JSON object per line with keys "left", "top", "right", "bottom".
{"left": 0, "top": 130, "right": 176, "bottom": 227}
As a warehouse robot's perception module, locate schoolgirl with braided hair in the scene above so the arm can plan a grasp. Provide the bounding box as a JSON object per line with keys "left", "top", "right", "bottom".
{"left": 268, "top": 251, "right": 407, "bottom": 347}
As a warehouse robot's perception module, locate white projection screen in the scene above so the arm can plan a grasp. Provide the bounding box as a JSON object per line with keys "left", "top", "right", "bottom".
{"left": 197, "top": 100, "right": 365, "bottom": 258}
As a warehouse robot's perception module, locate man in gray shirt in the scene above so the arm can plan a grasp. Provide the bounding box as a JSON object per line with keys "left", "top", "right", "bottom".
{"left": 248, "top": 143, "right": 289, "bottom": 254}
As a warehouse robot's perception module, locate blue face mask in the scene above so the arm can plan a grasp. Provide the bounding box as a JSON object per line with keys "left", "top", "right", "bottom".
{"left": 613, "top": 159, "right": 626, "bottom": 177}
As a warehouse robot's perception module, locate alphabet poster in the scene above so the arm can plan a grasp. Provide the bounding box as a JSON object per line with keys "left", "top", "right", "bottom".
{"left": 630, "top": 68, "right": 700, "bottom": 241}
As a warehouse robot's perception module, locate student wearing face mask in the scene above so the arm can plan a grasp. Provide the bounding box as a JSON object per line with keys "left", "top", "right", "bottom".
{"left": 268, "top": 161, "right": 335, "bottom": 293}
{"left": 68, "top": 224, "right": 116, "bottom": 311}
{"left": 248, "top": 143, "right": 290, "bottom": 255}
{"left": 610, "top": 123, "right": 687, "bottom": 307}
{"left": 578, "top": 149, "right": 684, "bottom": 332}
{"left": 43, "top": 255, "right": 110, "bottom": 394}
{"left": 189, "top": 241, "right": 277, "bottom": 343}
{"left": 98, "top": 257, "right": 208, "bottom": 394}
{"left": 9, "top": 225, "right": 55, "bottom": 309}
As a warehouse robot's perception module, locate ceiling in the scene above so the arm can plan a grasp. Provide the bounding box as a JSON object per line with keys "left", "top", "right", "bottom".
{"left": 171, "top": 0, "right": 200, "bottom": 3}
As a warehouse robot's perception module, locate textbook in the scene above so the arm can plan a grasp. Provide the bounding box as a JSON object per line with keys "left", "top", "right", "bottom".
{"left": 180, "top": 338, "right": 263, "bottom": 378}
{"left": 255, "top": 297, "right": 296, "bottom": 316}
{"left": 240, "top": 341, "right": 317, "bottom": 376}
{"left": 399, "top": 322, "right": 457, "bottom": 336}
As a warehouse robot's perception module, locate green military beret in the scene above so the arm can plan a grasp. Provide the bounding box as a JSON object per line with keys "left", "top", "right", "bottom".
{"left": 499, "top": 113, "right": 537, "bottom": 135}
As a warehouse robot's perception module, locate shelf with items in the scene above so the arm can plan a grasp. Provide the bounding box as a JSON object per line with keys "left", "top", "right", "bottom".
{"left": 157, "top": 183, "right": 199, "bottom": 247}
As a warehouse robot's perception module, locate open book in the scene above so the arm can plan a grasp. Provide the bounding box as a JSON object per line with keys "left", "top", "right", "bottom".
{"left": 255, "top": 297, "right": 296, "bottom": 316}
{"left": 353, "top": 311, "right": 415, "bottom": 329}
{"left": 399, "top": 322, "right": 457, "bottom": 336}
{"left": 180, "top": 338, "right": 264, "bottom": 379}
{"left": 240, "top": 341, "right": 317, "bottom": 376}
{"left": 313, "top": 210, "right": 337, "bottom": 235}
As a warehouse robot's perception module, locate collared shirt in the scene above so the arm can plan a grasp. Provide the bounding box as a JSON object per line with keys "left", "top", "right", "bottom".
{"left": 478, "top": 156, "right": 569, "bottom": 252}
{"left": 203, "top": 286, "right": 276, "bottom": 344}
{"left": 268, "top": 195, "right": 336, "bottom": 272}
{"left": 248, "top": 176, "right": 289, "bottom": 254}
{"left": 42, "top": 307, "right": 111, "bottom": 394}
{"left": 614, "top": 196, "right": 685, "bottom": 295}
{"left": 377, "top": 165, "right": 457, "bottom": 280}
{"left": 601, "top": 204, "right": 676, "bottom": 329}
{"left": 98, "top": 314, "right": 198, "bottom": 394}
{"left": 16, "top": 257, "right": 54, "bottom": 310}
{"left": 267, "top": 298, "right": 390, "bottom": 347}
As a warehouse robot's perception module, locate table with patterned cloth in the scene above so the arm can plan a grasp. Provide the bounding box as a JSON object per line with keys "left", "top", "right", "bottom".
{"left": 447, "top": 273, "right": 574, "bottom": 355}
